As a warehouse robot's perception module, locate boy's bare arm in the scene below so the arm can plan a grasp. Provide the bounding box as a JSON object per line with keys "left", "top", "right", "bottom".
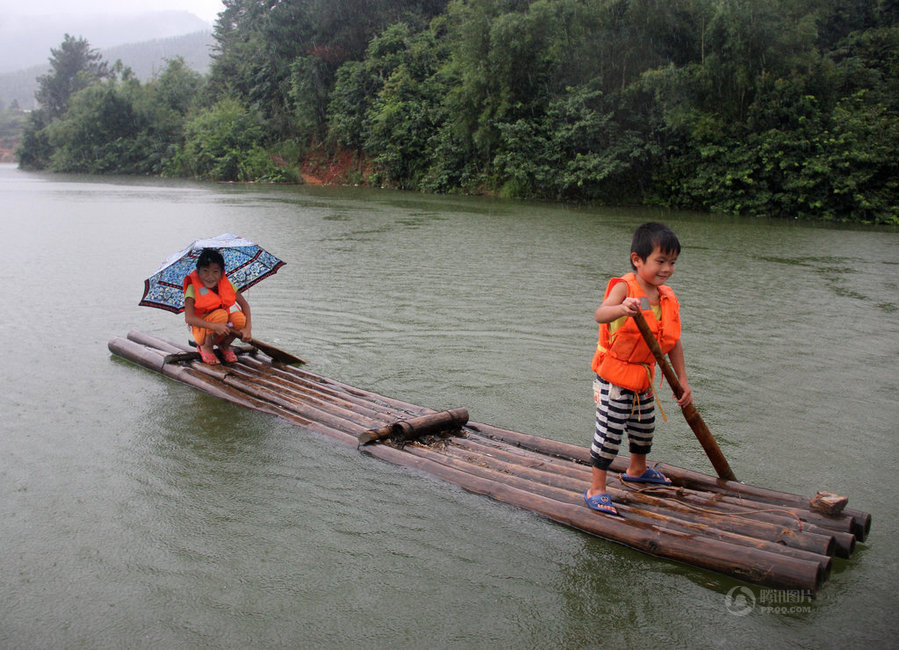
{"left": 667, "top": 339, "right": 693, "bottom": 406}
{"left": 595, "top": 283, "right": 640, "bottom": 323}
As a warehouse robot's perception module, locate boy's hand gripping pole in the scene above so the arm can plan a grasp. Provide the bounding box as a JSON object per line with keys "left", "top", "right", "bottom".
{"left": 632, "top": 309, "right": 737, "bottom": 482}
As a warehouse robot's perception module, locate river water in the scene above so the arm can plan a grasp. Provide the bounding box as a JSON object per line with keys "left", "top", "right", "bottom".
{"left": 1, "top": 162, "right": 896, "bottom": 647}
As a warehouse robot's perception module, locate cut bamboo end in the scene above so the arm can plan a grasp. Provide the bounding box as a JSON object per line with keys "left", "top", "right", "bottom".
{"left": 357, "top": 408, "right": 469, "bottom": 447}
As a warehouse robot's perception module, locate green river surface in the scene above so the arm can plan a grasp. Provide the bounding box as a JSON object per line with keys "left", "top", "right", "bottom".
{"left": 1, "top": 162, "right": 897, "bottom": 648}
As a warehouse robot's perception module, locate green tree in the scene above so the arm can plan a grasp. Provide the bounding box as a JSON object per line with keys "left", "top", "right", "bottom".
{"left": 119, "top": 57, "right": 206, "bottom": 175}
{"left": 16, "top": 111, "right": 53, "bottom": 170}
{"left": 364, "top": 23, "right": 450, "bottom": 187}
{"left": 44, "top": 81, "right": 139, "bottom": 173}
{"left": 289, "top": 55, "right": 338, "bottom": 143}
{"left": 36, "top": 34, "right": 110, "bottom": 119}
{"left": 166, "top": 97, "right": 291, "bottom": 181}
{"left": 210, "top": 0, "right": 449, "bottom": 140}
{"left": 17, "top": 35, "right": 111, "bottom": 169}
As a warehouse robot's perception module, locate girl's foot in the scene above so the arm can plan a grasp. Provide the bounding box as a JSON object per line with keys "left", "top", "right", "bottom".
{"left": 197, "top": 347, "right": 220, "bottom": 365}
{"left": 220, "top": 347, "right": 238, "bottom": 364}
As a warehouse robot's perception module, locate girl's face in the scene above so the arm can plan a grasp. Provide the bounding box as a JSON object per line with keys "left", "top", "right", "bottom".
{"left": 632, "top": 245, "right": 678, "bottom": 288}
{"left": 197, "top": 263, "right": 224, "bottom": 289}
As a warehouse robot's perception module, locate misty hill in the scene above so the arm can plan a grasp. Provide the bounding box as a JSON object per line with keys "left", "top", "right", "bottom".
{"left": 105, "top": 31, "right": 215, "bottom": 81}
{"left": 0, "top": 30, "right": 215, "bottom": 111}
{"left": 0, "top": 11, "right": 210, "bottom": 74}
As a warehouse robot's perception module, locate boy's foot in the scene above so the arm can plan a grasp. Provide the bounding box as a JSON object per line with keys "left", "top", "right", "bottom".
{"left": 621, "top": 467, "right": 672, "bottom": 485}
{"left": 584, "top": 491, "right": 619, "bottom": 516}
{"left": 197, "top": 347, "right": 220, "bottom": 365}
{"left": 220, "top": 348, "right": 238, "bottom": 364}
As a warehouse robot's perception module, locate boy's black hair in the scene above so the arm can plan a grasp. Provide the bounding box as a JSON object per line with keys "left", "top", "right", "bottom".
{"left": 630, "top": 222, "right": 680, "bottom": 270}
{"left": 196, "top": 248, "right": 226, "bottom": 270}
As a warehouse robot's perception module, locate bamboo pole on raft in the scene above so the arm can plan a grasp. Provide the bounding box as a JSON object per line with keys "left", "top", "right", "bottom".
{"left": 442, "top": 437, "right": 849, "bottom": 558}
{"left": 405, "top": 443, "right": 833, "bottom": 574}
{"left": 362, "top": 442, "right": 827, "bottom": 593}
{"left": 466, "top": 421, "right": 869, "bottom": 541}
{"left": 630, "top": 310, "right": 737, "bottom": 481}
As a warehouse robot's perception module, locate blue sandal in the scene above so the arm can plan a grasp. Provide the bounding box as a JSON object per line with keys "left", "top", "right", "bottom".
{"left": 620, "top": 467, "right": 672, "bottom": 485}
{"left": 584, "top": 491, "right": 619, "bottom": 516}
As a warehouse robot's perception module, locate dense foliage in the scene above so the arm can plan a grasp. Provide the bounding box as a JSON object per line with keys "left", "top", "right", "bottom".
{"left": 15, "top": 1, "right": 899, "bottom": 223}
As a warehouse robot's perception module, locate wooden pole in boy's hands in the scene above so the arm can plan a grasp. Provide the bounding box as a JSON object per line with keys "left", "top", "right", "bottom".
{"left": 632, "top": 310, "right": 737, "bottom": 482}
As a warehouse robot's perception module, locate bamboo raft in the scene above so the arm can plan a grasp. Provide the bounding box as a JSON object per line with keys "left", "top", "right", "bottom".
{"left": 109, "top": 331, "right": 871, "bottom": 594}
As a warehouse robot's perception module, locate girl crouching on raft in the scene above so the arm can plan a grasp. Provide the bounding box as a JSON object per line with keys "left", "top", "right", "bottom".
{"left": 182, "top": 248, "right": 252, "bottom": 365}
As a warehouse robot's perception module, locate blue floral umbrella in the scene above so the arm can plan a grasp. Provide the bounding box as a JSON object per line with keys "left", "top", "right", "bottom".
{"left": 140, "top": 233, "right": 285, "bottom": 313}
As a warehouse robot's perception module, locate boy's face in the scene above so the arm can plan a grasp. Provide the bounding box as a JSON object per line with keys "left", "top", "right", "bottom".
{"left": 197, "top": 263, "right": 224, "bottom": 289}
{"left": 632, "top": 245, "right": 677, "bottom": 287}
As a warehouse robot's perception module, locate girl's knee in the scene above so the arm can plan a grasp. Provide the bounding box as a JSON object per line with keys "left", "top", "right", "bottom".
{"left": 228, "top": 311, "right": 247, "bottom": 330}
{"left": 204, "top": 309, "right": 230, "bottom": 324}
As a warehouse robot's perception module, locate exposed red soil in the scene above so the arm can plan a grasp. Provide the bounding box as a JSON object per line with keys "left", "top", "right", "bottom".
{"left": 299, "top": 146, "right": 372, "bottom": 186}
{"left": 0, "top": 140, "right": 18, "bottom": 163}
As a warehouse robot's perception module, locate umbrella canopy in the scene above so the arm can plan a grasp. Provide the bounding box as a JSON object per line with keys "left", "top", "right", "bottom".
{"left": 140, "top": 233, "right": 285, "bottom": 313}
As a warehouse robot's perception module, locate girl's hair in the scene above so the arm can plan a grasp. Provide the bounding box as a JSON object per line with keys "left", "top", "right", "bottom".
{"left": 630, "top": 222, "right": 681, "bottom": 270}
{"left": 196, "top": 248, "right": 226, "bottom": 270}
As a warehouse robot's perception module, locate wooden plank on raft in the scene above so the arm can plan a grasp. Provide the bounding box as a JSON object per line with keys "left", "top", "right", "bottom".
{"left": 108, "top": 331, "right": 872, "bottom": 593}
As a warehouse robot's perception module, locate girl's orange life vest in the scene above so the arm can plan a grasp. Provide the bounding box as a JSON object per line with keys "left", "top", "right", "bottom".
{"left": 591, "top": 272, "right": 681, "bottom": 393}
{"left": 183, "top": 270, "right": 237, "bottom": 317}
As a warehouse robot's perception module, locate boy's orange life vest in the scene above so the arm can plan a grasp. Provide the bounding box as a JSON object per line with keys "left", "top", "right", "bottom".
{"left": 183, "top": 270, "right": 237, "bottom": 317}
{"left": 591, "top": 272, "right": 681, "bottom": 392}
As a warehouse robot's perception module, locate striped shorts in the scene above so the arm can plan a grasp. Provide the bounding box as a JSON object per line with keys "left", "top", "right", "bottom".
{"left": 590, "top": 375, "right": 656, "bottom": 470}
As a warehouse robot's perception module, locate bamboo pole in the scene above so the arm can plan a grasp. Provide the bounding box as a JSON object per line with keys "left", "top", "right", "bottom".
{"left": 187, "top": 362, "right": 377, "bottom": 435}
{"left": 218, "top": 365, "right": 389, "bottom": 429}
{"left": 446, "top": 437, "right": 840, "bottom": 557}
{"left": 363, "top": 442, "right": 826, "bottom": 593}
{"left": 357, "top": 408, "right": 469, "bottom": 446}
{"left": 236, "top": 360, "right": 422, "bottom": 423}
{"left": 110, "top": 337, "right": 359, "bottom": 445}
{"left": 451, "top": 435, "right": 855, "bottom": 557}
{"left": 630, "top": 310, "right": 736, "bottom": 481}
{"left": 266, "top": 361, "right": 430, "bottom": 413}
{"left": 406, "top": 443, "right": 832, "bottom": 573}
{"left": 468, "top": 421, "right": 869, "bottom": 541}
{"left": 123, "top": 332, "right": 437, "bottom": 442}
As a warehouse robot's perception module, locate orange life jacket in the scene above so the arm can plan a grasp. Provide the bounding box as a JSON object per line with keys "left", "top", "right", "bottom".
{"left": 183, "top": 270, "right": 237, "bottom": 317}
{"left": 591, "top": 272, "right": 681, "bottom": 392}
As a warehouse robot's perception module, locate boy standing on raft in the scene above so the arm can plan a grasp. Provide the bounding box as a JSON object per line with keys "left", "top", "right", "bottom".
{"left": 584, "top": 223, "right": 693, "bottom": 516}
{"left": 183, "top": 248, "right": 253, "bottom": 365}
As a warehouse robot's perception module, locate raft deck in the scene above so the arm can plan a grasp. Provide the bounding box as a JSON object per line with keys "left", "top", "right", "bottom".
{"left": 109, "top": 331, "right": 871, "bottom": 594}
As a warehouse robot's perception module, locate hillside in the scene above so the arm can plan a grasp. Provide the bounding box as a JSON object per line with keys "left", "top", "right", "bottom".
{"left": 104, "top": 31, "right": 214, "bottom": 82}
{"left": 0, "top": 30, "right": 214, "bottom": 111}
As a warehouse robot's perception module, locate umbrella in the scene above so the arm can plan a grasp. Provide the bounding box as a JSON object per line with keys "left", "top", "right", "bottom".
{"left": 139, "top": 233, "right": 285, "bottom": 313}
